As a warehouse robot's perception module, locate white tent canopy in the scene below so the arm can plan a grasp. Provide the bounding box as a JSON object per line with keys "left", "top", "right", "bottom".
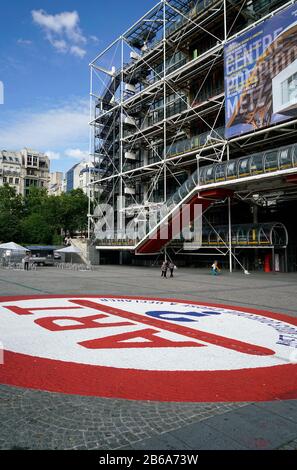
{"left": 55, "top": 245, "right": 82, "bottom": 264}
{"left": 55, "top": 246, "right": 82, "bottom": 254}
{"left": 0, "top": 242, "right": 29, "bottom": 251}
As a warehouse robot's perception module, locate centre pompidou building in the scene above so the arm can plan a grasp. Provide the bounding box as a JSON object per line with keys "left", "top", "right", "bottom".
{"left": 88, "top": 0, "right": 297, "bottom": 273}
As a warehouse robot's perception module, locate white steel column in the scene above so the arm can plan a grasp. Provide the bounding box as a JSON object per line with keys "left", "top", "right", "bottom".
{"left": 224, "top": 1, "right": 232, "bottom": 273}
{"left": 88, "top": 66, "right": 94, "bottom": 241}
{"left": 163, "top": 0, "right": 167, "bottom": 204}
{"left": 119, "top": 36, "right": 124, "bottom": 239}
{"left": 227, "top": 143, "right": 232, "bottom": 273}
{"left": 223, "top": 0, "right": 227, "bottom": 42}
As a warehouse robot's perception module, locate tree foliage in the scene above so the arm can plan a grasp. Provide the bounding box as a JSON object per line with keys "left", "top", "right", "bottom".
{"left": 0, "top": 185, "right": 88, "bottom": 245}
{"left": 0, "top": 185, "right": 24, "bottom": 242}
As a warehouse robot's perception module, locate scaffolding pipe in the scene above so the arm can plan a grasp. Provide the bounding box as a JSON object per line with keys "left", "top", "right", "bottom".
{"left": 88, "top": 66, "right": 93, "bottom": 242}
{"left": 227, "top": 143, "right": 232, "bottom": 273}
{"left": 163, "top": 0, "right": 167, "bottom": 204}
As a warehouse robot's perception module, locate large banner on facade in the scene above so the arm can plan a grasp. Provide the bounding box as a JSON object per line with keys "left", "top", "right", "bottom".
{"left": 225, "top": 3, "right": 297, "bottom": 139}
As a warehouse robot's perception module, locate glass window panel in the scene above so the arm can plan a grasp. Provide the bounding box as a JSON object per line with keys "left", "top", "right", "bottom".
{"left": 199, "top": 167, "right": 206, "bottom": 184}
{"left": 227, "top": 161, "right": 236, "bottom": 177}
{"left": 238, "top": 158, "right": 249, "bottom": 175}
{"left": 264, "top": 151, "right": 278, "bottom": 171}
{"left": 250, "top": 154, "right": 264, "bottom": 173}
{"left": 215, "top": 164, "right": 226, "bottom": 180}
{"left": 282, "top": 72, "right": 297, "bottom": 105}
{"left": 205, "top": 166, "right": 214, "bottom": 181}
{"left": 293, "top": 145, "right": 297, "bottom": 166}
{"left": 279, "top": 148, "right": 291, "bottom": 168}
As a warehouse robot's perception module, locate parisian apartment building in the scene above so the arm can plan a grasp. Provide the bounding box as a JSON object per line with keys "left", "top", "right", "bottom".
{"left": 65, "top": 160, "right": 100, "bottom": 197}
{"left": 0, "top": 148, "right": 50, "bottom": 196}
{"left": 49, "top": 171, "right": 64, "bottom": 196}
{"left": 49, "top": 161, "right": 100, "bottom": 197}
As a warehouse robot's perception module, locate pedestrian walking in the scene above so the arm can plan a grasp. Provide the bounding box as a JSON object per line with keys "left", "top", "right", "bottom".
{"left": 161, "top": 260, "right": 168, "bottom": 278}
{"left": 169, "top": 261, "right": 175, "bottom": 278}
{"left": 257, "top": 258, "right": 263, "bottom": 271}
{"left": 211, "top": 260, "right": 220, "bottom": 275}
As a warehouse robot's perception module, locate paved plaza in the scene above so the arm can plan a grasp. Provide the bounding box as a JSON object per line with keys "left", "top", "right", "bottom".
{"left": 1, "top": 265, "right": 297, "bottom": 450}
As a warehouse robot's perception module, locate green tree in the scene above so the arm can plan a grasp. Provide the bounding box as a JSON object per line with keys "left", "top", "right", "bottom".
{"left": 24, "top": 186, "right": 48, "bottom": 214}
{"left": 0, "top": 185, "right": 24, "bottom": 243}
{"left": 58, "top": 189, "right": 88, "bottom": 236}
{"left": 21, "top": 187, "right": 52, "bottom": 244}
{"left": 20, "top": 213, "right": 53, "bottom": 245}
{"left": 0, "top": 184, "right": 89, "bottom": 245}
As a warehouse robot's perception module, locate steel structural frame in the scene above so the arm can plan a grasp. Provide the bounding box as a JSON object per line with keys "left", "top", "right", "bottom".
{"left": 89, "top": 0, "right": 226, "bottom": 205}
{"left": 88, "top": 0, "right": 297, "bottom": 273}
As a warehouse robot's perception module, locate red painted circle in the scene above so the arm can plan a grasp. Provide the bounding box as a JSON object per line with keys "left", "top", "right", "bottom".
{"left": 1, "top": 295, "right": 297, "bottom": 402}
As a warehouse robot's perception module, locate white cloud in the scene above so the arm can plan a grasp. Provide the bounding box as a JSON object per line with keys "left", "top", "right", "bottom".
{"left": 70, "top": 45, "right": 86, "bottom": 58}
{"left": 17, "top": 39, "right": 33, "bottom": 46}
{"left": 0, "top": 100, "right": 89, "bottom": 152}
{"left": 51, "top": 39, "right": 68, "bottom": 53}
{"left": 65, "top": 148, "right": 89, "bottom": 160}
{"left": 32, "top": 10, "right": 87, "bottom": 58}
{"left": 46, "top": 148, "right": 89, "bottom": 164}
{"left": 32, "top": 10, "right": 85, "bottom": 42}
{"left": 89, "top": 35, "right": 100, "bottom": 44}
{"left": 46, "top": 150, "right": 61, "bottom": 161}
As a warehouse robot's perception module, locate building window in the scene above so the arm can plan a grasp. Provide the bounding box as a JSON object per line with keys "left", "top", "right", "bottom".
{"left": 281, "top": 72, "right": 297, "bottom": 106}
{"left": 15, "top": 178, "right": 19, "bottom": 184}
{"left": 9, "top": 177, "right": 13, "bottom": 184}
{"left": 25, "top": 179, "right": 38, "bottom": 187}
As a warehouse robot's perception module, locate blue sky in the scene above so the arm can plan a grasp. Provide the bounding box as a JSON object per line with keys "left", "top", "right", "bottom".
{"left": 0, "top": 0, "right": 156, "bottom": 173}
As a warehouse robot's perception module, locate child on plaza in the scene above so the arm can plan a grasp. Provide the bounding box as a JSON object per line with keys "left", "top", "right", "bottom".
{"left": 211, "top": 260, "right": 220, "bottom": 275}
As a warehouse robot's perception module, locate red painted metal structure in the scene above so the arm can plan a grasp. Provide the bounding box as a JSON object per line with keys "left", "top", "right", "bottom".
{"left": 136, "top": 189, "right": 233, "bottom": 254}
{"left": 285, "top": 174, "right": 297, "bottom": 184}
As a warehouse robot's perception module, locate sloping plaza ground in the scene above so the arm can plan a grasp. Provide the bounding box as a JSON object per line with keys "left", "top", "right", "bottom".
{"left": 0, "top": 266, "right": 297, "bottom": 450}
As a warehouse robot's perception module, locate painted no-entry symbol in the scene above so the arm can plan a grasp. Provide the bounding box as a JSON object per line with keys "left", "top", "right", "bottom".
{"left": 0, "top": 295, "right": 297, "bottom": 402}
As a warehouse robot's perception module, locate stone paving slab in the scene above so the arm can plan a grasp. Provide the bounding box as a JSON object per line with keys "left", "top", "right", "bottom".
{"left": 279, "top": 437, "right": 297, "bottom": 450}
{"left": 0, "top": 385, "right": 247, "bottom": 450}
{"left": 254, "top": 400, "right": 297, "bottom": 424}
{"left": 121, "top": 434, "right": 192, "bottom": 451}
{"left": 1, "top": 267, "right": 297, "bottom": 316}
{"left": 164, "top": 421, "right": 247, "bottom": 450}
{"left": 203, "top": 405, "right": 297, "bottom": 450}
{"left": 1, "top": 266, "right": 297, "bottom": 450}
{"left": 120, "top": 404, "right": 297, "bottom": 451}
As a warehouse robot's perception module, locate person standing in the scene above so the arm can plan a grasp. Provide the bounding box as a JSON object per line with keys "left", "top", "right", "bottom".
{"left": 23, "top": 253, "right": 30, "bottom": 271}
{"left": 161, "top": 261, "right": 168, "bottom": 278}
{"left": 64, "top": 236, "right": 71, "bottom": 246}
{"left": 169, "top": 261, "right": 175, "bottom": 278}
{"left": 258, "top": 258, "right": 263, "bottom": 271}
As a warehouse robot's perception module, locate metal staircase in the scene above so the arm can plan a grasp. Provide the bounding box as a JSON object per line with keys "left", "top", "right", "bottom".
{"left": 135, "top": 187, "right": 233, "bottom": 254}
